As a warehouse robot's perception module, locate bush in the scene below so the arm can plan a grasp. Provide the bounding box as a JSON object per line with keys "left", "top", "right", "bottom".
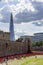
{"left": 32, "top": 43, "right": 36, "bottom": 46}
{"left": 32, "top": 41, "right": 43, "bottom": 46}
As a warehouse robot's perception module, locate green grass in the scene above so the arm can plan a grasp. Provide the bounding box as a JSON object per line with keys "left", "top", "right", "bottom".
{"left": 1, "top": 55, "right": 43, "bottom": 65}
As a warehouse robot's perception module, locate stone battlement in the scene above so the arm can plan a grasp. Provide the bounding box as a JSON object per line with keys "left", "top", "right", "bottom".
{"left": 0, "top": 38, "right": 31, "bottom": 57}
{"left": 0, "top": 31, "right": 31, "bottom": 57}
{"left": 0, "top": 31, "right": 10, "bottom": 40}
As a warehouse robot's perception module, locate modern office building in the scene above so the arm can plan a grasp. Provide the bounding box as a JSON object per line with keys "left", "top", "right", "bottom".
{"left": 10, "top": 13, "right": 15, "bottom": 41}
{"left": 20, "top": 32, "right": 43, "bottom": 43}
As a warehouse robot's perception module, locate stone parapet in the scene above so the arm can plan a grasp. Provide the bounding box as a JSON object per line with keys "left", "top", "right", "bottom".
{"left": 0, "top": 38, "right": 31, "bottom": 57}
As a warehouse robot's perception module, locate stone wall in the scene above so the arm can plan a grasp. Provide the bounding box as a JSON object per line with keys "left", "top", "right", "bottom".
{"left": 0, "top": 31, "right": 31, "bottom": 57}
{"left": 3, "top": 32, "right": 10, "bottom": 40}
{"left": 0, "top": 39, "right": 30, "bottom": 57}
{"left": 0, "top": 31, "right": 10, "bottom": 41}
{"left": 0, "top": 31, "right": 3, "bottom": 40}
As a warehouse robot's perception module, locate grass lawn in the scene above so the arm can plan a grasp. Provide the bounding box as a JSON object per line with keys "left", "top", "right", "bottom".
{"left": 1, "top": 55, "right": 43, "bottom": 65}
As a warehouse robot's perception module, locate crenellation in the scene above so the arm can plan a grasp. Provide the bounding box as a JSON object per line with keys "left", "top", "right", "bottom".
{"left": 0, "top": 32, "right": 31, "bottom": 57}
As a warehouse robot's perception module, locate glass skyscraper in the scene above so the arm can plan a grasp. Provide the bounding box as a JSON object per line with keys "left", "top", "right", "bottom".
{"left": 10, "top": 13, "right": 15, "bottom": 41}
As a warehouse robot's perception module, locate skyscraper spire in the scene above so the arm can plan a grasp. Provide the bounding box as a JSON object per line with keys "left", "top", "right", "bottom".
{"left": 10, "top": 13, "right": 15, "bottom": 41}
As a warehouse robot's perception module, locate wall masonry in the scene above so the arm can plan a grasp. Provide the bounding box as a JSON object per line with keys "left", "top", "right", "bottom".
{"left": 0, "top": 31, "right": 31, "bottom": 57}
{"left": 0, "top": 38, "right": 31, "bottom": 57}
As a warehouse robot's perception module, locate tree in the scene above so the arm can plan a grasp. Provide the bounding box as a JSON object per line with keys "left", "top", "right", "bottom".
{"left": 32, "top": 43, "right": 36, "bottom": 46}
{"left": 39, "top": 41, "right": 43, "bottom": 46}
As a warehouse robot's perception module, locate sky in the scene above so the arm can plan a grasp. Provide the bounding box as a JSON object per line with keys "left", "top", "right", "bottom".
{"left": 0, "top": 0, "right": 43, "bottom": 39}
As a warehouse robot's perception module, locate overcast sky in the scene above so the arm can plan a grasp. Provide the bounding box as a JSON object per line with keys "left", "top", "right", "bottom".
{"left": 0, "top": 0, "right": 43, "bottom": 39}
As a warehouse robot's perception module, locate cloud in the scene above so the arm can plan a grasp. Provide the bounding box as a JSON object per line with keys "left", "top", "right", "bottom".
{"left": 30, "top": 1, "right": 43, "bottom": 26}
{"left": 16, "top": 32, "right": 25, "bottom": 37}
{"left": 15, "top": 28, "right": 26, "bottom": 39}
{"left": 0, "top": 0, "right": 43, "bottom": 24}
{"left": 0, "top": 0, "right": 36, "bottom": 23}
{"left": 1, "top": 0, "right": 19, "bottom": 5}
{"left": 32, "top": 19, "right": 43, "bottom": 26}
{"left": 0, "top": 1, "right": 6, "bottom": 8}
{"left": 0, "top": 5, "right": 11, "bottom": 23}
{"left": 15, "top": 28, "right": 25, "bottom": 36}
{"left": 32, "top": 0, "right": 43, "bottom": 2}
{"left": 0, "top": 6, "right": 5, "bottom": 12}
{"left": 15, "top": 1, "right": 43, "bottom": 23}
{"left": 2, "top": 0, "right": 8, "bottom": 3}
{"left": 0, "top": 14, "right": 3, "bottom": 21}
{"left": 15, "top": 9, "right": 37, "bottom": 23}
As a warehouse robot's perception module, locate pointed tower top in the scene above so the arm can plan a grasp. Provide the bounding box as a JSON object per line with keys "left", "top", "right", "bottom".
{"left": 11, "top": 13, "right": 13, "bottom": 21}
{"left": 10, "top": 13, "right": 15, "bottom": 41}
{"left": 11, "top": 13, "right": 12, "bottom": 17}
